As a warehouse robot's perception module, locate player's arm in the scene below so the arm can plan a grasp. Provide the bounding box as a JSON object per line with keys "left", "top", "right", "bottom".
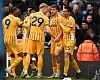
{"left": 44, "top": 17, "right": 56, "bottom": 39}
{"left": 24, "top": 16, "right": 31, "bottom": 38}
{"left": 60, "top": 23, "right": 71, "bottom": 33}
{"left": 16, "top": 17, "right": 30, "bottom": 28}
{"left": 60, "top": 19, "right": 75, "bottom": 33}
{"left": 26, "top": 25, "right": 30, "bottom": 38}
{"left": 45, "top": 25, "right": 56, "bottom": 39}
{"left": 54, "top": 28, "right": 63, "bottom": 42}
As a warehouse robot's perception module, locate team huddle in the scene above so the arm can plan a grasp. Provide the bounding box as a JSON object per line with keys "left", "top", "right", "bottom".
{"left": 2, "top": 3, "right": 82, "bottom": 79}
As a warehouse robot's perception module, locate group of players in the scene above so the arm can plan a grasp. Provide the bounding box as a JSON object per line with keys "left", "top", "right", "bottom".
{"left": 2, "top": 3, "right": 82, "bottom": 79}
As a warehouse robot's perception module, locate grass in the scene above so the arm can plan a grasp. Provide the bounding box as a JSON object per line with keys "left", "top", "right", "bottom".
{"left": 5, "top": 76, "right": 90, "bottom": 80}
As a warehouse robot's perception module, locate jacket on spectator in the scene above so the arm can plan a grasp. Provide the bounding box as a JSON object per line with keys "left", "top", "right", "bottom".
{"left": 71, "top": 11, "right": 82, "bottom": 28}
{"left": 25, "top": 0, "right": 40, "bottom": 11}
{"left": 77, "top": 40, "right": 99, "bottom": 61}
{"left": 88, "top": 0, "right": 100, "bottom": 11}
{"left": 11, "top": 0, "right": 26, "bottom": 14}
{"left": 75, "top": 26, "right": 92, "bottom": 48}
{"left": 88, "top": 21, "right": 99, "bottom": 35}
{"left": 85, "top": 10, "right": 99, "bottom": 25}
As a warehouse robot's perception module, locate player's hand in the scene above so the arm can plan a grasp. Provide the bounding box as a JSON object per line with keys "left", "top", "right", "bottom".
{"left": 54, "top": 37, "right": 60, "bottom": 42}
{"left": 59, "top": 21, "right": 62, "bottom": 25}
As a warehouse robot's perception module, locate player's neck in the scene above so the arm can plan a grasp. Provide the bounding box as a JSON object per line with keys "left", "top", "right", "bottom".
{"left": 11, "top": 13, "right": 16, "bottom": 16}
{"left": 65, "top": 15, "right": 70, "bottom": 19}
{"left": 52, "top": 13, "right": 58, "bottom": 17}
{"left": 39, "top": 10, "right": 45, "bottom": 15}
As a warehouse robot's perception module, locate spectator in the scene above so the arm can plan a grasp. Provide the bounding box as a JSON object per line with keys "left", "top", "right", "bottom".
{"left": 75, "top": 20, "right": 91, "bottom": 50}
{"left": 86, "top": 14, "right": 99, "bottom": 35}
{"left": 69, "top": 0, "right": 86, "bottom": 12}
{"left": 40, "top": 0, "right": 50, "bottom": 5}
{"left": 85, "top": 3, "right": 99, "bottom": 25}
{"left": 17, "top": 27, "right": 23, "bottom": 39}
{"left": 71, "top": 4, "right": 83, "bottom": 28}
{"left": 25, "top": 0, "right": 40, "bottom": 11}
{"left": 88, "top": 0, "right": 100, "bottom": 11}
{"left": 10, "top": 0, "right": 26, "bottom": 16}
{"left": 3, "top": 3, "right": 10, "bottom": 17}
{"left": 98, "top": 7, "right": 100, "bottom": 32}
{"left": 77, "top": 34, "right": 99, "bottom": 61}
{"left": 87, "top": 29, "right": 99, "bottom": 46}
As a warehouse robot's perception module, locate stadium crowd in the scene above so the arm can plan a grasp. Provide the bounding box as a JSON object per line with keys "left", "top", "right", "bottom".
{"left": 2, "top": 0, "right": 100, "bottom": 79}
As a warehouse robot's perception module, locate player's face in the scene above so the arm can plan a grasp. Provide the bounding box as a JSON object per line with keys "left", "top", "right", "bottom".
{"left": 62, "top": 8, "right": 70, "bottom": 18}
{"left": 51, "top": 8, "right": 58, "bottom": 16}
{"left": 14, "top": 8, "right": 20, "bottom": 16}
{"left": 27, "top": 8, "right": 32, "bottom": 16}
{"left": 43, "top": 7, "right": 48, "bottom": 14}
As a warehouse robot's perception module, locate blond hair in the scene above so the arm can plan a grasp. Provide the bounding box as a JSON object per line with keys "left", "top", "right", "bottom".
{"left": 39, "top": 3, "right": 48, "bottom": 9}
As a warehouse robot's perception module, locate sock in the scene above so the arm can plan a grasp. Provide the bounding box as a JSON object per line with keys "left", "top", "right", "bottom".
{"left": 24, "top": 55, "right": 30, "bottom": 71}
{"left": 23, "top": 56, "right": 26, "bottom": 67}
{"left": 64, "top": 58, "right": 69, "bottom": 74}
{"left": 53, "top": 67, "right": 57, "bottom": 74}
{"left": 10, "top": 58, "right": 15, "bottom": 73}
{"left": 30, "top": 62, "right": 36, "bottom": 69}
{"left": 37, "top": 57, "right": 43, "bottom": 74}
{"left": 70, "top": 59, "right": 80, "bottom": 73}
{"left": 56, "top": 63, "right": 61, "bottom": 71}
{"left": 10, "top": 57, "right": 22, "bottom": 69}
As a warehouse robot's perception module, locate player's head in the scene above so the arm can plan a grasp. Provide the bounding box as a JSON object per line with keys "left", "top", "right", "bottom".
{"left": 51, "top": 4, "right": 61, "bottom": 16}
{"left": 39, "top": 3, "right": 48, "bottom": 15}
{"left": 62, "top": 5, "right": 71, "bottom": 18}
{"left": 10, "top": 7, "right": 20, "bottom": 16}
{"left": 46, "top": 6, "right": 51, "bottom": 18}
{"left": 27, "top": 6, "right": 36, "bottom": 15}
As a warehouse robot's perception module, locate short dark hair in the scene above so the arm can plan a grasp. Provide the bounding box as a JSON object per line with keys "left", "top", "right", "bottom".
{"left": 51, "top": 4, "right": 61, "bottom": 12}
{"left": 84, "top": 34, "right": 91, "bottom": 40}
{"left": 82, "top": 20, "right": 88, "bottom": 24}
{"left": 10, "top": 6, "right": 17, "bottom": 13}
{"left": 87, "top": 3, "right": 94, "bottom": 7}
{"left": 64, "top": 5, "right": 71, "bottom": 12}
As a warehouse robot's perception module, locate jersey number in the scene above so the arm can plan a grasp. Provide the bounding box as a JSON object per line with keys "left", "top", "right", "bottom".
{"left": 5, "top": 19, "right": 10, "bottom": 29}
{"left": 31, "top": 16, "right": 44, "bottom": 27}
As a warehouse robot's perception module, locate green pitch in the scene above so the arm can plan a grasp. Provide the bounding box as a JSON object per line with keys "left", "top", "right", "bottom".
{"left": 5, "top": 76, "right": 90, "bottom": 80}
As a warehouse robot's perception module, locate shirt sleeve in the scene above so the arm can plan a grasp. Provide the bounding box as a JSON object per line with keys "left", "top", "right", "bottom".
{"left": 16, "top": 17, "right": 23, "bottom": 26}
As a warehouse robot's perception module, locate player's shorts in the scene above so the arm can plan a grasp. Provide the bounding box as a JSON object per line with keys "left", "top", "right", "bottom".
{"left": 22, "top": 36, "right": 28, "bottom": 53}
{"left": 64, "top": 40, "right": 76, "bottom": 55}
{"left": 22, "top": 41, "right": 27, "bottom": 53}
{"left": 6, "top": 46, "right": 13, "bottom": 55}
{"left": 51, "top": 39, "right": 63, "bottom": 54}
{"left": 6, "top": 44, "right": 22, "bottom": 55}
{"left": 27, "top": 40, "right": 44, "bottom": 55}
